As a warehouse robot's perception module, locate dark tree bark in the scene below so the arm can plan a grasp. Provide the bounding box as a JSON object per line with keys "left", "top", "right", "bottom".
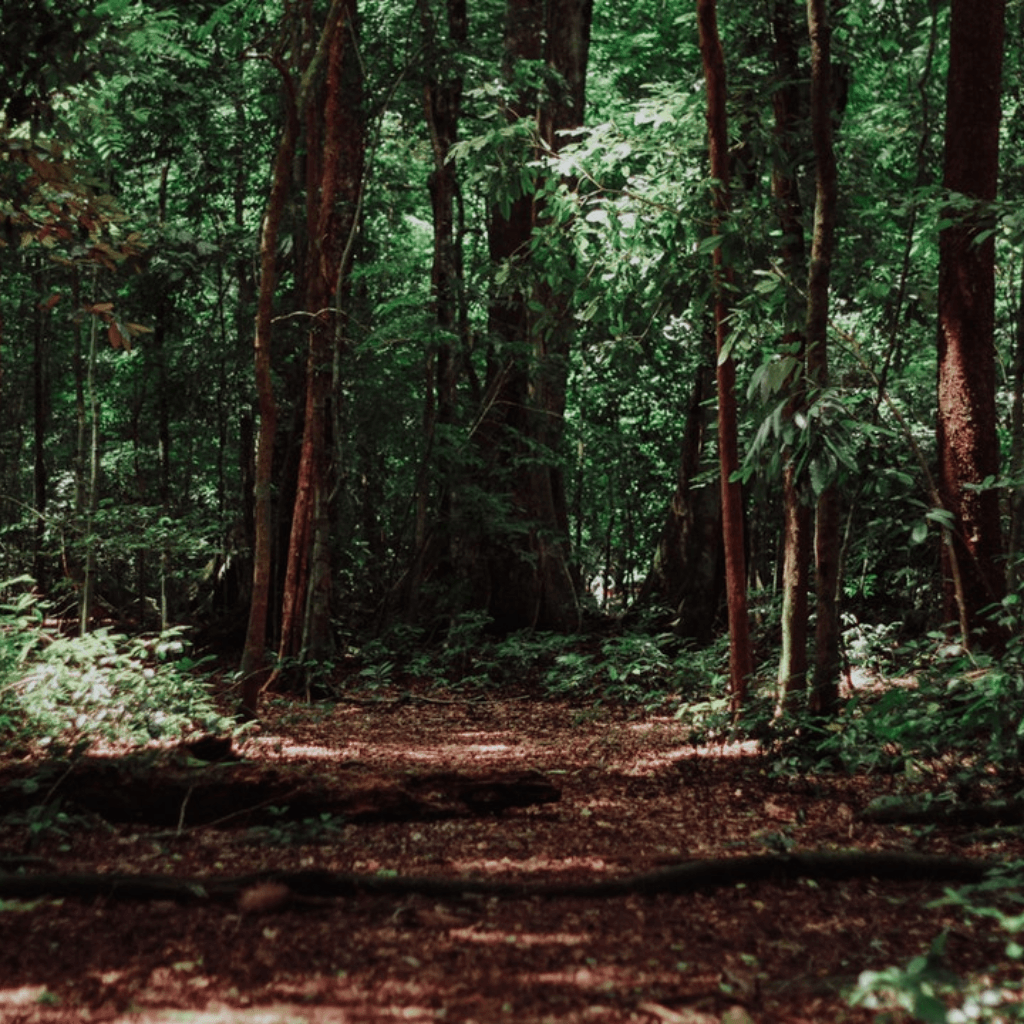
{"left": 32, "top": 259, "right": 50, "bottom": 590}
{"left": 636, "top": 359, "right": 723, "bottom": 642}
{"left": 770, "top": 0, "right": 810, "bottom": 713}
{"left": 937, "top": 0, "right": 1006, "bottom": 647}
{"left": 472, "top": 0, "right": 590, "bottom": 633}
{"left": 397, "top": 0, "right": 470, "bottom": 622}
{"left": 1008, "top": 266, "right": 1024, "bottom": 591}
{"left": 806, "top": 0, "right": 841, "bottom": 716}
{"left": 277, "top": 0, "right": 364, "bottom": 670}
{"left": 697, "top": 0, "right": 753, "bottom": 713}
{"left": 240, "top": 55, "right": 300, "bottom": 715}
{"left": 423, "top": 0, "right": 468, "bottom": 428}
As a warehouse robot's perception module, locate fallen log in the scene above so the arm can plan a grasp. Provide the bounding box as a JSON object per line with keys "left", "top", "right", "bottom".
{"left": 0, "top": 850, "right": 1004, "bottom": 907}
{"left": 0, "top": 759, "right": 560, "bottom": 828}
{"left": 860, "top": 795, "right": 1024, "bottom": 827}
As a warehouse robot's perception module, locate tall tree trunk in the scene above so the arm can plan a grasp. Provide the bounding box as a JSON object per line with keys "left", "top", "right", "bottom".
{"left": 770, "top": 0, "right": 810, "bottom": 713}
{"left": 155, "top": 159, "right": 173, "bottom": 630}
{"left": 240, "top": 0, "right": 351, "bottom": 714}
{"left": 32, "top": 259, "right": 50, "bottom": 590}
{"left": 79, "top": 293, "right": 101, "bottom": 636}
{"left": 400, "top": 0, "right": 469, "bottom": 620}
{"left": 474, "top": 0, "right": 588, "bottom": 633}
{"left": 806, "top": 0, "right": 841, "bottom": 715}
{"left": 697, "top": 0, "right": 753, "bottom": 713}
{"left": 239, "top": 66, "right": 299, "bottom": 716}
{"left": 1008, "top": 264, "right": 1024, "bottom": 591}
{"left": 278, "top": 0, "right": 364, "bottom": 670}
{"left": 937, "top": 0, "right": 1006, "bottom": 648}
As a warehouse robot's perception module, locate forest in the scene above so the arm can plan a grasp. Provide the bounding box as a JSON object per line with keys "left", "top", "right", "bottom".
{"left": 0, "top": 0, "right": 1020, "bottom": 708}
{"left": 3, "top": 0, "right": 1024, "bottom": 1021}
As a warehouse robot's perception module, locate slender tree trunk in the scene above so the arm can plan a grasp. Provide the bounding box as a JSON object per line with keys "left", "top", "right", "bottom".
{"left": 636, "top": 357, "right": 723, "bottom": 641}
{"left": 32, "top": 260, "right": 50, "bottom": 590}
{"left": 400, "top": 0, "right": 469, "bottom": 619}
{"left": 876, "top": 0, "right": 940, "bottom": 397}
{"left": 69, "top": 271, "right": 86, "bottom": 601}
{"left": 1008, "top": 264, "right": 1024, "bottom": 590}
{"left": 770, "top": 0, "right": 810, "bottom": 713}
{"left": 937, "top": 0, "right": 1006, "bottom": 647}
{"left": 806, "top": 0, "right": 841, "bottom": 715}
{"left": 277, "top": 0, "right": 364, "bottom": 672}
{"left": 239, "top": 67, "right": 299, "bottom": 716}
{"left": 234, "top": 99, "right": 257, "bottom": 564}
{"left": 155, "top": 160, "right": 173, "bottom": 630}
{"left": 79, "top": 297, "right": 101, "bottom": 636}
{"left": 697, "top": 0, "right": 753, "bottom": 713}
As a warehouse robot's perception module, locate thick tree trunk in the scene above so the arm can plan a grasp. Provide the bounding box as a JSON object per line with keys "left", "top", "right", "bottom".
{"left": 937, "top": 0, "right": 1006, "bottom": 647}
{"left": 806, "top": 0, "right": 841, "bottom": 716}
{"left": 697, "top": 0, "right": 753, "bottom": 713}
{"left": 473, "top": 0, "right": 588, "bottom": 633}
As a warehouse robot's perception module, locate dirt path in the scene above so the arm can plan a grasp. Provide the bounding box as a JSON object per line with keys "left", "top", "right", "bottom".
{"left": 0, "top": 693, "right": 1013, "bottom": 1023}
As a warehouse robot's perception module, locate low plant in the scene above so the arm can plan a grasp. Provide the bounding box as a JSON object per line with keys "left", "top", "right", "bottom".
{"left": 849, "top": 864, "right": 1024, "bottom": 1023}
{"left": 0, "top": 577, "right": 231, "bottom": 753}
{"left": 244, "top": 807, "right": 346, "bottom": 846}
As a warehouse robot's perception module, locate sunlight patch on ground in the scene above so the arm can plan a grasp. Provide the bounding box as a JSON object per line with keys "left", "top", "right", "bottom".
{"left": 246, "top": 741, "right": 348, "bottom": 760}
{"left": 108, "top": 1006, "right": 358, "bottom": 1022}
{"left": 676, "top": 740, "right": 760, "bottom": 759}
{"left": 0, "top": 984, "right": 49, "bottom": 1007}
{"left": 626, "top": 747, "right": 714, "bottom": 772}
{"left": 450, "top": 927, "right": 586, "bottom": 947}
{"left": 247, "top": 734, "right": 524, "bottom": 765}
{"left": 447, "top": 854, "right": 612, "bottom": 876}
{"left": 522, "top": 963, "right": 692, "bottom": 993}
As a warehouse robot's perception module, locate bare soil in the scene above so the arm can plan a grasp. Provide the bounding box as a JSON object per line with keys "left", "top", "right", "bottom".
{"left": 0, "top": 690, "right": 1018, "bottom": 1023}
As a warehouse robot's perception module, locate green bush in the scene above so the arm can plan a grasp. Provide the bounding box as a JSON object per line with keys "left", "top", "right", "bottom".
{"left": 0, "top": 577, "right": 230, "bottom": 752}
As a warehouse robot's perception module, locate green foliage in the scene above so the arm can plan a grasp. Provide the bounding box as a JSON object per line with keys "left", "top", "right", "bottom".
{"left": 761, "top": 601, "right": 1024, "bottom": 783}
{"left": 348, "top": 612, "right": 729, "bottom": 711}
{"left": 848, "top": 931, "right": 961, "bottom": 1023}
{"left": 850, "top": 865, "right": 1024, "bottom": 1022}
{"left": 243, "top": 807, "right": 346, "bottom": 847}
{"left": 0, "top": 579, "right": 229, "bottom": 752}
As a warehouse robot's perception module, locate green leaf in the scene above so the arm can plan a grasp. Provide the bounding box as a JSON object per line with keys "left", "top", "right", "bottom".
{"left": 925, "top": 507, "right": 956, "bottom": 531}
{"left": 697, "top": 233, "right": 723, "bottom": 255}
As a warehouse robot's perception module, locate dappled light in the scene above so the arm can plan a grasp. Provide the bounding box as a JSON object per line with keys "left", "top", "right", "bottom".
{"left": 4, "top": 0, "right": 1024, "bottom": 1019}
{"left": 4, "top": 689, "right": 1024, "bottom": 1022}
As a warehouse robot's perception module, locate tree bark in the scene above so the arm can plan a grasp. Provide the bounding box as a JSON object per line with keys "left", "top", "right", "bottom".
{"left": 636, "top": 359, "right": 723, "bottom": 641}
{"left": 806, "top": 0, "right": 841, "bottom": 715}
{"left": 239, "top": 60, "right": 299, "bottom": 715}
{"left": 937, "top": 0, "right": 1007, "bottom": 647}
{"left": 32, "top": 259, "right": 50, "bottom": 590}
{"left": 1008, "top": 264, "right": 1024, "bottom": 591}
{"left": 697, "top": 0, "right": 753, "bottom": 713}
{"left": 770, "top": 0, "right": 810, "bottom": 713}
{"left": 397, "top": 0, "right": 469, "bottom": 622}
{"left": 473, "top": 0, "right": 589, "bottom": 633}
{"left": 277, "top": 0, "right": 364, "bottom": 670}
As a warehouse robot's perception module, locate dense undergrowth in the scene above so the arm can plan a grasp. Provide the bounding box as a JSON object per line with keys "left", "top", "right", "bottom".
{"left": 5, "top": 577, "right": 1024, "bottom": 1020}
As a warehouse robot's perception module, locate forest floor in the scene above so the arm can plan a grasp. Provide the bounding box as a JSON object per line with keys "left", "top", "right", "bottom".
{"left": 0, "top": 683, "right": 1022, "bottom": 1024}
